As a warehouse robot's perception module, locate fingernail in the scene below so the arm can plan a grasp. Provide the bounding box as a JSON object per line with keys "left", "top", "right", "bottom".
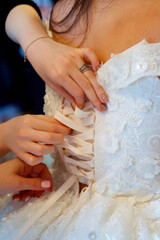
{"left": 102, "top": 94, "right": 109, "bottom": 103}
{"left": 93, "top": 71, "right": 97, "bottom": 76}
{"left": 71, "top": 103, "right": 76, "bottom": 110}
{"left": 77, "top": 103, "right": 84, "bottom": 109}
{"left": 100, "top": 104, "right": 107, "bottom": 112}
{"left": 41, "top": 180, "right": 51, "bottom": 188}
{"left": 96, "top": 64, "right": 101, "bottom": 71}
{"left": 13, "top": 197, "right": 20, "bottom": 202}
{"left": 25, "top": 197, "right": 30, "bottom": 202}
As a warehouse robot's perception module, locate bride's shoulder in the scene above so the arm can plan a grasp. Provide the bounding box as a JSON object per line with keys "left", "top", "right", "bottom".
{"left": 146, "top": 3, "right": 160, "bottom": 43}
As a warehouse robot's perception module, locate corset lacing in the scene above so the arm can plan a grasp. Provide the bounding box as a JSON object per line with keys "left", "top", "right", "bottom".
{"left": 54, "top": 99, "right": 95, "bottom": 185}
{"left": 14, "top": 100, "right": 95, "bottom": 240}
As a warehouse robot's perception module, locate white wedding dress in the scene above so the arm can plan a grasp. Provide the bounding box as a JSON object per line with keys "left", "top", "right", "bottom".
{"left": 0, "top": 39, "right": 160, "bottom": 240}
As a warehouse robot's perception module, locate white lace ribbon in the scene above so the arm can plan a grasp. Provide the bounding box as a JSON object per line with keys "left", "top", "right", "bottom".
{"left": 55, "top": 100, "right": 95, "bottom": 185}
{"left": 14, "top": 101, "right": 95, "bottom": 239}
{"left": 13, "top": 175, "right": 77, "bottom": 240}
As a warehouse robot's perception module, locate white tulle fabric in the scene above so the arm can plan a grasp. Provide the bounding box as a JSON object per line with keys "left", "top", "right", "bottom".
{"left": 1, "top": 40, "right": 160, "bottom": 240}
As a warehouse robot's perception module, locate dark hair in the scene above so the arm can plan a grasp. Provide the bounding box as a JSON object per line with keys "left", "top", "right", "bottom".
{"left": 50, "top": 0, "right": 92, "bottom": 45}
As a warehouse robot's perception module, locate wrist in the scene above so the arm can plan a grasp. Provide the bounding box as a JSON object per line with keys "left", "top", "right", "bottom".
{"left": 23, "top": 36, "right": 52, "bottom": 62}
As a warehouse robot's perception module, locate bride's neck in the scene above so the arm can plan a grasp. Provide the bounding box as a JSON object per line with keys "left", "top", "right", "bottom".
{"left": 51, "top": 0, "right": 160, "bottom": 63}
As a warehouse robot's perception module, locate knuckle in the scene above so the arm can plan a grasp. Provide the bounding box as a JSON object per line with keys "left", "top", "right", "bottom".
{"left": 85, "top": 47, "right": 91, "bottom": 54}
{"left": 51, "top": 125, "right": 56, "bottom": 133}
{"left": 48, "top": 69, "right": 57, "bottom": 80}
{"left": 55, "top": 71, "right": 65, "bottom": 82}
{"left": 40, "top": 162, "right": 45, "bottom": 167}
{"left": 16, "top": 128, "right": 24, "bottom": 138}
{"left": 60, "top": 57, "right": 71, "bottom": 69}
{"left": 83, "top": 81, "right": 91, "bottom": 90}
{"left": 36, "top": 145, "right": 44, "bottom": 155}
{"left": 45, "top": 133, "right": 54, "bottom": 143}
{"left": 95, "top": 100, "right": 101, "bottom": 108}
{"left": 27, "top": 155, "right": 37, "bottom": 166}
{"left": 68, "top": 51, "right": 76, "bottom": 59}
{"left": 24, "top": 114, "right": 32, "bottom": 121}
{"left": 51, "top": 145, "right": 55, "bottom": 152}
{"left": 97, "top": 85, "right": 104, "bottom": 94}
{"left": 22, "top": 114, "right": 32, "bottom": 127}
{"left": 97, "top": 84, "right": 104, "bottom": 91}
{"left": 76, "top": 89, "right": 84, "bottom": 99}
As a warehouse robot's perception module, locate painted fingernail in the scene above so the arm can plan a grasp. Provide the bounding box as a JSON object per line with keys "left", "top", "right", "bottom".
{"left": 41, "top": 180, "right": 51, "bottom": 188}
{"left": 102, "top": 94, "right": 109, "bottom": 103}
{"left": 13, "top": 197, "right": 20, "bottom": 202}
{"left": 77, "top": 103, "right": 84, "bottom": 109}
{"left": 25, "top": 197, "right": 30, "bottom": 202}
{"left": 93, "top": 71, "right": 97, "bottom": 76}
{"left": 100, "top": 104, "right": 107, "bottom": 112}
{"left": 96, "top": 65, "right": 101, "bottom": 71}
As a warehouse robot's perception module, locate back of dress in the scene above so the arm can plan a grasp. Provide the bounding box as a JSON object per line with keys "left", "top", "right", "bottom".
{"left": 1, "top": 40, "right": 160, "bottom": 240}
{"left": 40, "top": 39, "right": 160, "bottom": 240}
{"left": 94, "top": 40, "right": 160, "bottom": 201}
{"left": 44, "top": 39, "right": 160, "bottom": 201}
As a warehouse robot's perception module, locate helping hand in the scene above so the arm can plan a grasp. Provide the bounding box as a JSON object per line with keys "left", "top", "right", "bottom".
{"left": 27, "top": 39, "right": 109, "bottom": 111}
{"left": 1, "top": 114, "right": 70, "bottom": 165}
{"left": 0, "top": 158, "right": 53, "bottom": 201}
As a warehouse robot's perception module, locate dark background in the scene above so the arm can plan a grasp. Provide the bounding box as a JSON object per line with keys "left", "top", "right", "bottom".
{"left": 0, "top": 0, "right": 52, "bottom": 123}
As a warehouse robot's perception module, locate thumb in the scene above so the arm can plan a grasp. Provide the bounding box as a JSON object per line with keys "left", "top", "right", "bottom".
{"left": 18, "top": 176, "right": 51, "bottom": 191}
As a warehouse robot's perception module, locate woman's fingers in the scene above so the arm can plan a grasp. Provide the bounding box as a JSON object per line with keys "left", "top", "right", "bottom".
{"left": 13, "top": 190, "right": 44, "bottom": 201}
{"left": 54, "top": 59, "right": 105, "bottom": 110}
{"left": 25, "top": 115, "right": 70, "bottom": 135}
{"left": 21, "top": 132, "right": 64, "bottom": 163}
{"left": 71, "top": 68, "right": 106, "bottom": 111}
{"left": 44, "top": 45, "right": 108, "bottom": 111}
{"left": 77, "top": 47, "right": 100, "bottom": 72}
{"left": 12, "top": 115, "right": 69, "bottom": 166}
{"left": 28, "top": 129, "right": 64, "bottom": 145}
{"left": 32, "top": 162, "right": 53, "bottom": 192}
{"left": 14, "top": 176, "right": 51, "bottom": 192}
{"left": 82, "top": 69, "right": 109, "bottom": 104}
{"left": 23, "top": 142, "right": 55, "bottom": 156}
{"left": 54, "top": 72, "right": 86, "bottom": 108}
{"left": 18, "top": 152, "right": 44, "bottom": 166}
{"left": 13, "top": 162, "right": 53, "bottom": 197}
{"left": 49, "top": 83, "right": 76, "bottom": 107}
{"left": 69, "top": 48, "right": 108, "bottom": 111}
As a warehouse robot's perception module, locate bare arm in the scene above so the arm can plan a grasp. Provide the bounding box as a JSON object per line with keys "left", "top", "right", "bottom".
{"left": 5, "top": 4, "right": 47, "bottom": 49}
{"left": 5, "top": 5, "right": 108, "bottom": 111}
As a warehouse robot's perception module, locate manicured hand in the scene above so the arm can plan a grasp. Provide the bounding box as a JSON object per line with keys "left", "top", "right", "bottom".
{"left": 1, "top": 114, "right": 70, "bottom": 165}
{"left": 5, "top": 5, "right": 108, "bottom": 111}
{"left": 0, "top": 158, "right": 53, "bottom": 201}
{"left": 27, "top": 39, "right": 108, "bottom": 111}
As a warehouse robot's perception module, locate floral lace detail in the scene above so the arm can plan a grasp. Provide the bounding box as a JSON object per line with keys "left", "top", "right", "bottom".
{"left": 43, "top": 84, "right": 63, "bottom": 116}
{"left": 0, "top": 167, "right": 76, "bottom": 240}
{"left": 94, "top": 40, "right": 160, "bottom": 202}
{"left": 1, "top": 40, "right": 160, "bottom": 239}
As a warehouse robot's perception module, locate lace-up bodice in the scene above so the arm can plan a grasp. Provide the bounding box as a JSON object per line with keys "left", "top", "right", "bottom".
{"left": 44, "top": 40, "right": 160, "bottom": 200}
{"left": 1, "top": 40, "right": 160, "bottom": 240}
